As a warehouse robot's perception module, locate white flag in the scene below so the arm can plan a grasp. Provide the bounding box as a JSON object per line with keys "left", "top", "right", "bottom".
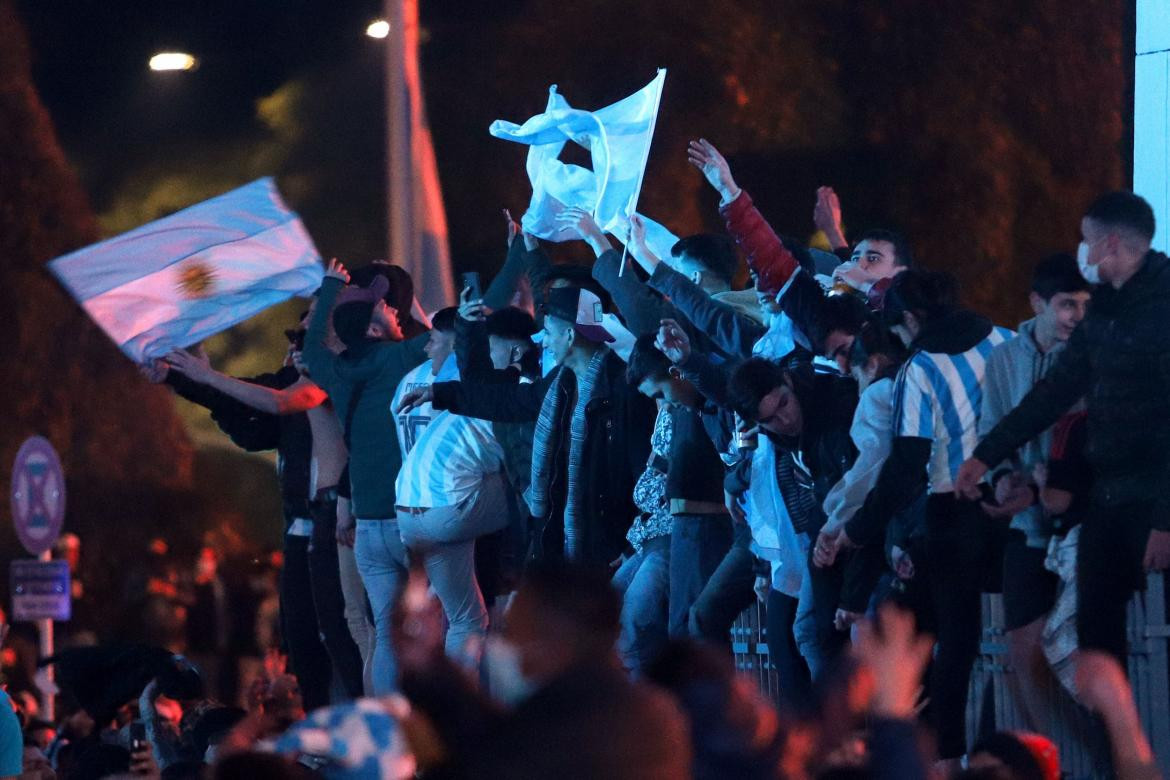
{"left": 490, "top": 70, "right": 666, "bottom": 243}
{"left": 48, "top": 178, "right": 323, "bottom": 363}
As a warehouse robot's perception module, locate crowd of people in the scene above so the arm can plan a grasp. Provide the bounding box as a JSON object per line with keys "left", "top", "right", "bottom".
{"left": 8, "top": 137, "right": 1170, "bottom": 779}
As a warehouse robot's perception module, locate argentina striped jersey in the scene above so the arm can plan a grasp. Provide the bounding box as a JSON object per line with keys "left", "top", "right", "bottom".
{"left": 394, "top": 410, "right": 504, "bottom": 508}
{"left": 893, "top": 326, "right": 1014, "bottom": 493}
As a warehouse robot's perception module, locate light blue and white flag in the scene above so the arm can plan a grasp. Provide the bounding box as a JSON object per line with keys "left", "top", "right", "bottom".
{"left": 490, "top": 70, "right": 675, "bottom": 257}
{"left": 49, "top": 178, "right": 323, "bottom": 363}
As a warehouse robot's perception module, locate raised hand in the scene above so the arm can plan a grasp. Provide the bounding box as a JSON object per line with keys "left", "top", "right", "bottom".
{"left": 325, "top": 257, "right": 350, "bottom": 283}
{"left": 854, "top": 604, "right": 933, "bottom": 719}
{"left": 686, "top": 139, "right": 739, "bottom": 202}
{"left": 555, "top": 207, "right": 612, "bottom": 256}
{"left": 814, "top": 186, "right": 847, "bottom": 249}
{"left": 165, "top": 347, "right": 214, "bottom": 384}
{"left": 458, "top": 286, "right": 488, "bottom": 322}
{"left": 655, "top": 318, "right": 692, "bottom": 365}
{"left": 396, "top": 385, "right": 434, "bottom": 413}
{"left": 629, "top": 213, "right": 648, "bottom": 249}
{"left": 504, "top": 208, "right": 520, "bottom": 247}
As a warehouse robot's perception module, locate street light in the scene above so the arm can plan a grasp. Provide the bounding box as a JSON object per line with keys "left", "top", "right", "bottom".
{"left": 149, "top": 52, "right": 197, "bottom": 71}
{"left": 366, "top": 20, "right": 390, "bottom": 39}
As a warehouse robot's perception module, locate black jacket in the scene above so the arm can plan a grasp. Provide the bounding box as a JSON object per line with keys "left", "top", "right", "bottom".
{"left": 167, "top": 366, "right": 311, "bottom": 524}
{"left": 975, "top": 250, "right": 1170, "bottom": 530}
{"left": 785, "top": 369, "right": 860, "bottom": 520}
{"left": 431, "top": 350, "right": 656, "bottom": 567}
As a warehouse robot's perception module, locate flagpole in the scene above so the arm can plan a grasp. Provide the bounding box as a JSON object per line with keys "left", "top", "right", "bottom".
{"left": 386, "top": 0, "right": 409, "bottom": 267}
{"left": 618, "top": 68, "right": 666, "bottom": 277}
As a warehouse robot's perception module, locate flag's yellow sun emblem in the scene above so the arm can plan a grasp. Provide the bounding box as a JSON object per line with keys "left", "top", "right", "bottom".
{"left": 178, "top": 261, "right": 216, "bottom": 298}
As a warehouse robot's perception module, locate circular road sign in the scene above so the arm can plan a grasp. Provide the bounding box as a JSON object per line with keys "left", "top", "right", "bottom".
{"left": 10, "top": 436, "right": 66, "bottom": 556}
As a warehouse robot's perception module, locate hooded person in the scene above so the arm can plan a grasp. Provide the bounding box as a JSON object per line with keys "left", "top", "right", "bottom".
{"left": 833, "top": 268, "right": 1013, "bottom": 762}
{"left": 302, "top": 261, "right": 431, "bottom": 695}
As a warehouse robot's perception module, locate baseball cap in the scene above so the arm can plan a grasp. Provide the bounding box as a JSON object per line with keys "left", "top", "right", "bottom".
{"left": 332, "top": 276, "right": 390, "bottom": 348}
{"left": 543, "top": 286, "right": 614, "bottom": 343}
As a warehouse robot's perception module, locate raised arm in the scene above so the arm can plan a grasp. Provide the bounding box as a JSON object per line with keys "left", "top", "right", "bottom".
{"left": 303, "top": 260, "right": 349, "bottom": 390}
{"left": 483, "top": 210, "right": 538, "bottom": 310}
{"left": 813, "top": 186, "right": 848, "bottom": 251}
{"left": 165, "top": 349, "right": 327, "bottom": 415}
{"left": 657, "top": 318, "right": 736, "bottom": 408}
{"left": 688, "top": 138, "right": 804, "bottom": 296}
{"left": 453, "top": 297, "right": 516, "bottom": 384}
{"left": 555, "top": 208, "right": 677, "bottom": 338}
{"left": 410, "top": 372, "right": 556, "bottom": 424}
{"left": 648, "top": 264, "right": 764, "bottom": 358}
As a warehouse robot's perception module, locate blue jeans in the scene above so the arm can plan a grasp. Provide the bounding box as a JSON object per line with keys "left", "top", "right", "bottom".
{"left": 397, "top": 474, "right": 508, "bottom": 671}
{"left": 354, "top": 519, "right": 410, "bottom": 695}
{"left": 668, "top": 514, "right": 733, "bottom": 637}
{"left": 793, "top": 548, "right": 848, "bottom": 684}
{"left": 688, "top": 520, "right": 756, "bottom": 644}
{"left": 611, "top": 535, "right": 671, "bottom": 674}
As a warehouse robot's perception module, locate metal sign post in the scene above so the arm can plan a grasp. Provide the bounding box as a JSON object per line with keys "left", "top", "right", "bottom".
{"left": 10, "top": 436, "right": 68, "bottom": 721}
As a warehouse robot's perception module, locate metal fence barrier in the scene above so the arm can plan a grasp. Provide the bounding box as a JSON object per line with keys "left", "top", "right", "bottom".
{"left": 732, "top": 573, "right": 1170, "bottom": 778}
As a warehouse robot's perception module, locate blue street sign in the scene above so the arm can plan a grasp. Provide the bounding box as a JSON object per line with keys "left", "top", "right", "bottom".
{"left": 10, "top": 560, "right": 71, "bottom": 622}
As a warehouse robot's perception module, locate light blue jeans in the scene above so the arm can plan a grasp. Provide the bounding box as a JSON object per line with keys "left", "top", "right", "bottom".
{"left": 397, "top": 474, "right": 508, "bottom": 672}
{"left": 354, "top": 519, "right": 410, "bottom": 695}
{"left": 611, "top": 535, "right": 671, "bottom": 674}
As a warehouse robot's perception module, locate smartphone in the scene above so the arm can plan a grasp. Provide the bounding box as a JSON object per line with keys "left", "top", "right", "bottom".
{"left": 130, "top": 721, "right": 146, "bottom": 753}
{"left": 462, "top": 271, "right": 482, "bottom": 302}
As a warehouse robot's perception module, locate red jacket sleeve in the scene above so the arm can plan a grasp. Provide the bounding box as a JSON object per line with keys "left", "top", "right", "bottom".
{"left": 720, "top": 190, "right": 800, "bottom": 296}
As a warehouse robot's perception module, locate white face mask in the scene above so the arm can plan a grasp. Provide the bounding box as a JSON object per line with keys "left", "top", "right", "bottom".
{"left": 1077, "top": 241, "right": 1101, "bottom": 285}
{"left": 484, "top": 637, "right": 536, "bottom": 706}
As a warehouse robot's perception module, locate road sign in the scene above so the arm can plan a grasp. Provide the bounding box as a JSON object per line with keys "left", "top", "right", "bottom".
{"left": 10, "top": 436, "right": 66, "bottom": 555}
{"left": 10, "top": 560, "right": 71, "bottom": 622}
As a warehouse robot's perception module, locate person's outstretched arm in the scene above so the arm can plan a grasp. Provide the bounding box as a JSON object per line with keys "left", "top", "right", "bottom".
{"left": 165, "top": 349, "right": 327, "bottom": 415}
{"left": 400, "top": 372, "right": 555, "bottom": 424}
{"left": 957, "top": 324, "right": 1093, "bottom": 498}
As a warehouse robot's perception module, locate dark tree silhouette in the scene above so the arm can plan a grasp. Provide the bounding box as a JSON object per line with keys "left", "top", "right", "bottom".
{"left": 0, "top": 0, "right": 197, "bottom": 623}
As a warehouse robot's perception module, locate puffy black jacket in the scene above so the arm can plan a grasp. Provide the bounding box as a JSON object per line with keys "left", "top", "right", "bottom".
{"left": 975, "top": 250, "right": 1170, "bottom": 530}
{"left": 431, "top": 349, "right": 655, "bottom": 568}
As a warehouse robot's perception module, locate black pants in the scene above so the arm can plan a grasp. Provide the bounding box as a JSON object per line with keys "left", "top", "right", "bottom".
{"left": 308, "top": 495, "right": 366, "bottom": 699}
{"left": 924, "top": 493, "right": 1005, "bottom": 759}
{"left": 688, "top": 521, "right": 756, "bottom": 644}
{"left": 767, "top": 588, "right": 812, "bottom": 712}
{"left": 280, "top": 533, "right": 333, "bottom": 711}
{"left": 1077, "top": 501, "right": 1152, "bottom": 664}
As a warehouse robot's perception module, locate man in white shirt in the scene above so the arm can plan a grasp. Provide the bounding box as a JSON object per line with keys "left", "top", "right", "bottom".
{"left": 391, "top": 308, "right": 509, "bottom": 670}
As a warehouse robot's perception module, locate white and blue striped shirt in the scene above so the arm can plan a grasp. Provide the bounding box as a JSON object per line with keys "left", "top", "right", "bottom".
{"left": 893, "top": 326, "right": 1014, "bottom": 493}
{"left": 390, "top": 353, "right": 458, "bottom": 459}
{"left": 394, "top": 410, "right": 504, "bottom": 508}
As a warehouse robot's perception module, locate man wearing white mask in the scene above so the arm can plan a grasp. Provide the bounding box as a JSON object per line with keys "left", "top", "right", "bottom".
{"left": 958, "top": 191, "right": 1170, "bottom": 668}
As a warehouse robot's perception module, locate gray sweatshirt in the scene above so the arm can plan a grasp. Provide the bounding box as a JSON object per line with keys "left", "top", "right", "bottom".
{"left": 977, "top": 317, "right": 1065, "bottom": 547}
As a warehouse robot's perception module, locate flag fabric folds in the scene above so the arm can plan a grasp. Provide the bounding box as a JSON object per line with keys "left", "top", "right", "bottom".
{"left": 490, "top": 70, "right": 672, "bottom": 253}
{"left": 48, "top": 178, "right": 323, "bottom": 363}
{"left": 386, "top": 0, "right": 456, "bottom": 317}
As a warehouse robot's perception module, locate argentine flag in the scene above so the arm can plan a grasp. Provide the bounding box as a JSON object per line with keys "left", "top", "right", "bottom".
{"left": 48, "top": 178, "right": 324, "bottom": 363}
{"left": 490, "top": 70, "right": 681, "bottom": 262}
